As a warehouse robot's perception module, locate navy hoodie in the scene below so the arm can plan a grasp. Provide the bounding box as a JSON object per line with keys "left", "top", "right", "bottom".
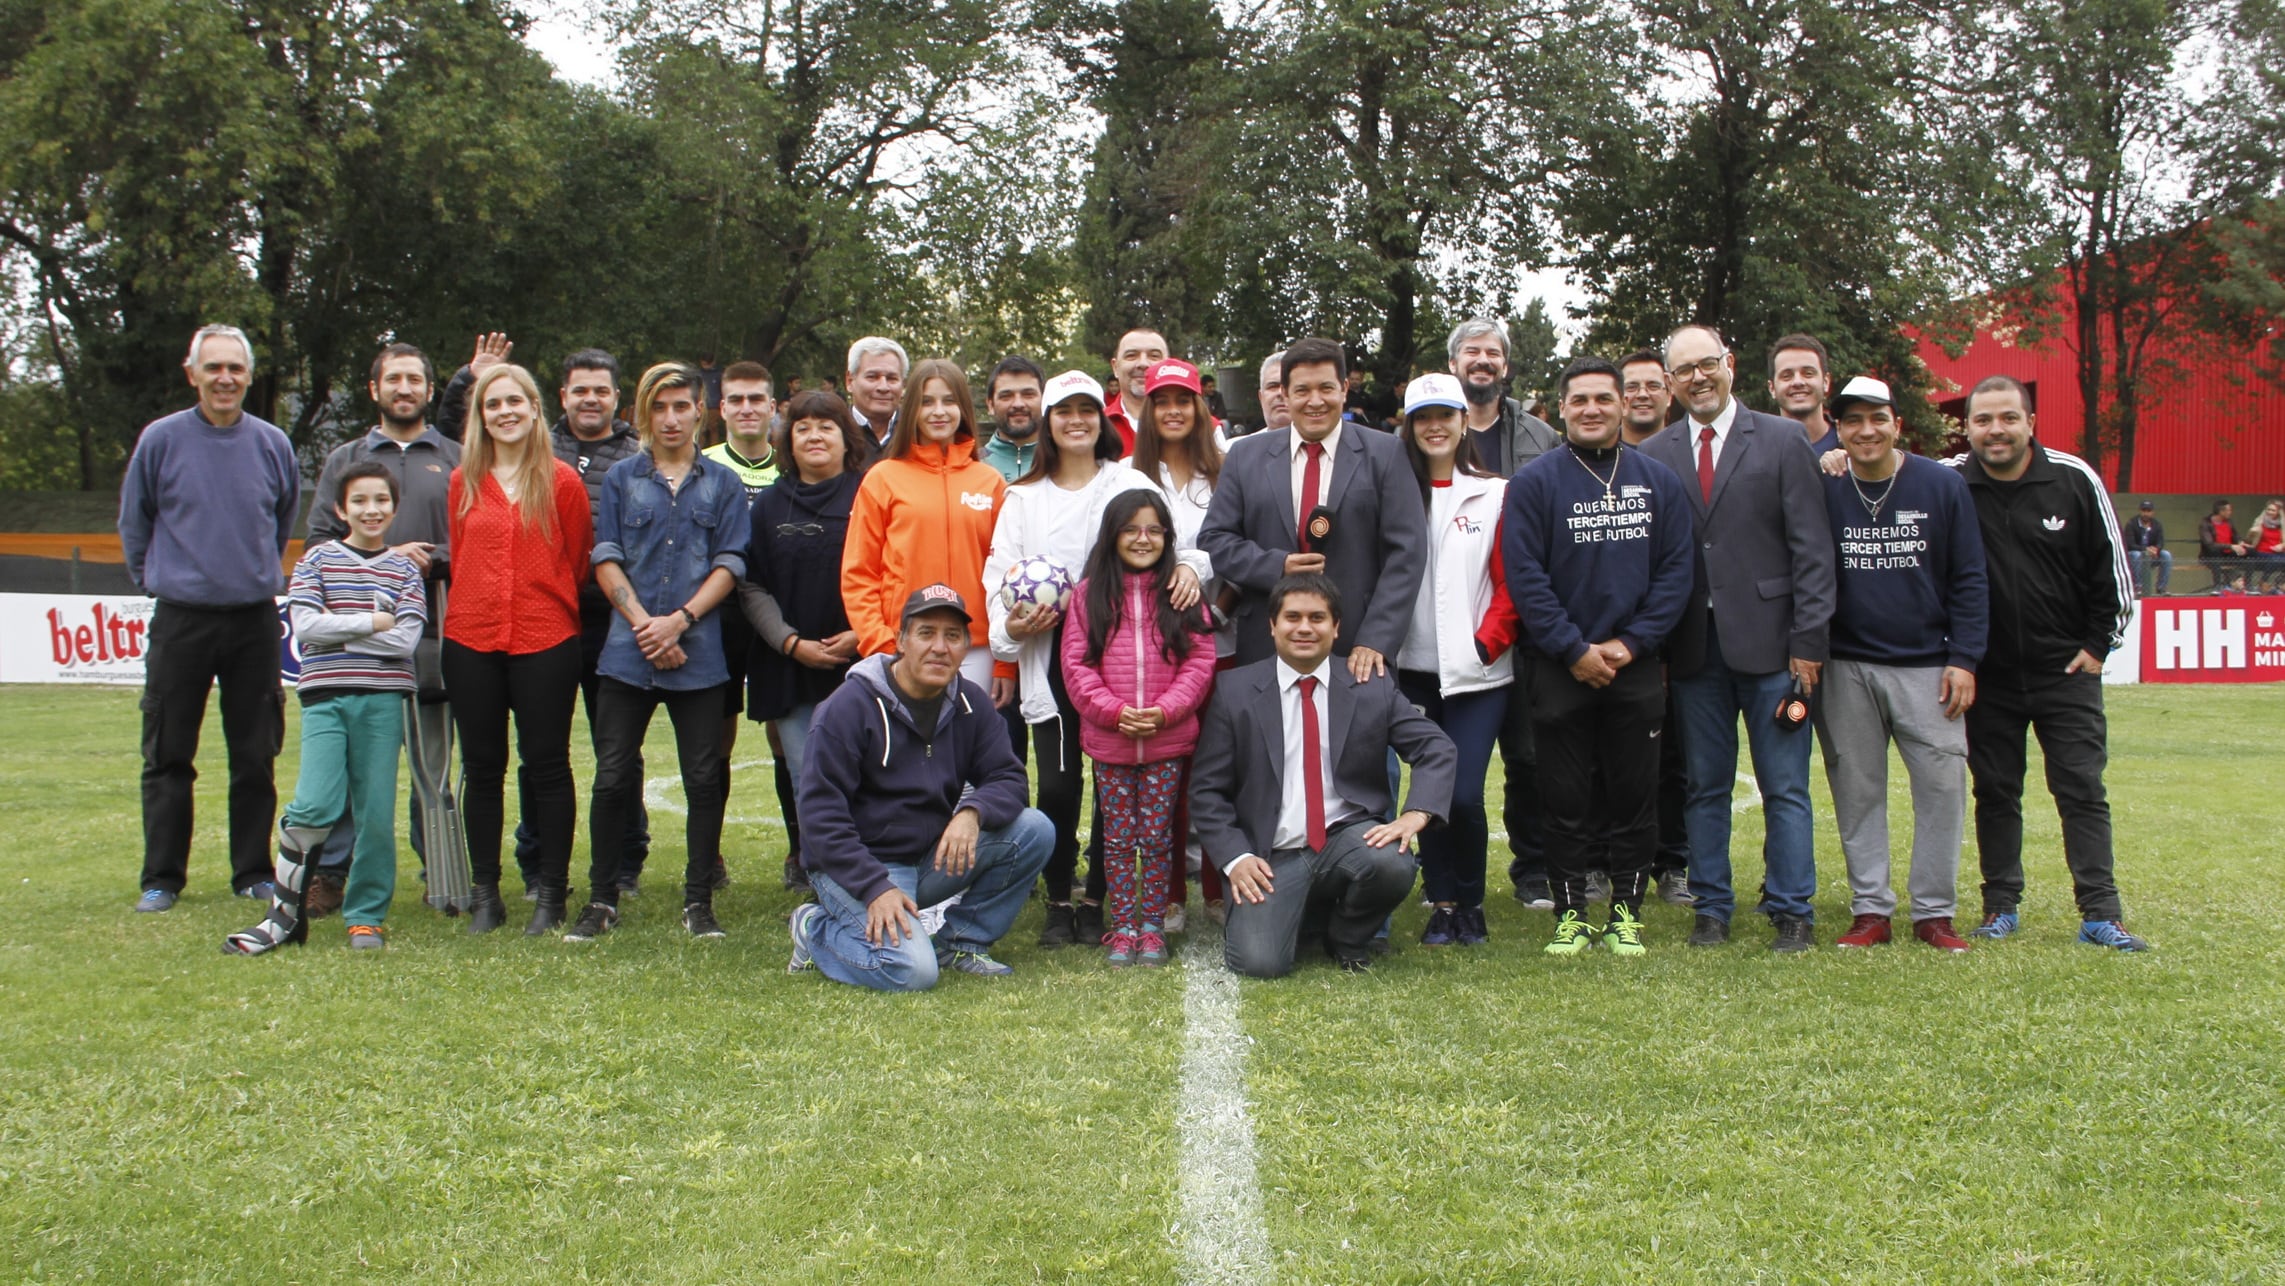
{"left": 797, "top": 652, "right": 1030, "bottom": 906}
{"left": 1822, "top": 453, "right": 1990, "bottom": 671}
{"left": 1501, "top": 442, "right": 1696, "bottom": 665}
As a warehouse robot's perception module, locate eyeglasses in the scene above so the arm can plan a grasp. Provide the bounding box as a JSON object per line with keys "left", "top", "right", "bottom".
{"left": 1667, "top": 353, "right": 1730, "bottom": 379}
{"left": 775, "top": 522, "right": 825, "bottom": 537}
{"left": 1119, "top": 525, "right": 1168, "bottom": 540}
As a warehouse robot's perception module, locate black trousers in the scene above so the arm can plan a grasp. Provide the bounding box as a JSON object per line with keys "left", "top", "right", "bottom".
{"left": 1499, "top": 661, "right": 1549, "bottom": 889}
{"left": 515, "top": 606, "right": 648, "bottom": 877}
{"left": 1590, "top": 679, "right": 1690, "bottom": 878}
{"left": 138, "top": 601, "right": 285, "bottom": 894}
{"left": 1034, "top": 642, "right": 1106, "bottom": 904}
{"left": 1966, "top": 670, "right": 2121, "bottom": 921}
{"left": 589, "top": 679, "right": 728, "bottom": 907}
{"left": 1531, "top": 655, "right": 1664, "bottom": 915}
{"left": 444, "top": 637, "right": 581, "bottom": 891}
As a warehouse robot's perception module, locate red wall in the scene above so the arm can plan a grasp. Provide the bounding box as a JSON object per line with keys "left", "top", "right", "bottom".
{"left": 1913, "top": 304, "right": 2285, "bottom": 493}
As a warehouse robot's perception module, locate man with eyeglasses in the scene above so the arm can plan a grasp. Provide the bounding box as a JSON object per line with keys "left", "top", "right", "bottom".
{"left": 1639, "top": 325, "right": 1836, "bottom": 952}
{"left": 1447, "top": 318, "right": 1561, "bottom": 909}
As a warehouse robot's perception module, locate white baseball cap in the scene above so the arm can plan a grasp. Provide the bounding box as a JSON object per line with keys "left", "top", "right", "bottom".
{"left": 1830, "top": 375, "right": 1895, "bottom": 414}
{"left": 1042, "top": 370, "right": 1107, "bottom": 409}
{"left": 1402, "top": 372, "right": 1467, "bottom": 417}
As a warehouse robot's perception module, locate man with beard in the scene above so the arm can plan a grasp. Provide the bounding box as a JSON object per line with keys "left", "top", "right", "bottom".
{"left": 1104, "top": 327, "right": 1169, "bottom": 452}
{"left": 300, "top": 344, "right": 462, "bottom": 915}
{"left": 846, "top": 336, "right": 908, "bottom": 453}
{"left": 1446, "top": 318, "right": 1560, "bottom": 908}
{"left": 1768, "top": 333, "right": 1837, "bottom": 455}
{"left": 979, "top": 355, "right": 1046, "bottom": 484}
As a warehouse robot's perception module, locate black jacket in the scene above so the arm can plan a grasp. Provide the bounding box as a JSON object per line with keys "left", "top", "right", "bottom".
{"left": 2121, "top": 513, "right": 2165, "bottom": 555}
{"left": 1469, "top": 397, "right": 1561, "bottom": 479}
{"left": 1955, "top": 442, "right": 2133, "bottom": 679}
{"left": 741, "top": 471, "right": 861, "bottom": 721}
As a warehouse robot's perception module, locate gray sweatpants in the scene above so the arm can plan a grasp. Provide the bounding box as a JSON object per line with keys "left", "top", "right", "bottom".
{"left": 1821, "top": 660, "right": 1968, "bottom": 921}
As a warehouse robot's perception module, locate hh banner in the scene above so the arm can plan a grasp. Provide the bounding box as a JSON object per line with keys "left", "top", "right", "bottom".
{"left": 0, "top": 593, "right": 299, "bottom": 685}
{"left": 2137, "top": 596, "right": 2285, "bottom": 684}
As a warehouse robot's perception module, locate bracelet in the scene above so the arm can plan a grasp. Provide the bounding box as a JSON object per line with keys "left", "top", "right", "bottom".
{"left": 784, "top": 634, "right": 803, "bottom": 657}
{"left": 677, "top": 606, "right": 697, "bottom": 629}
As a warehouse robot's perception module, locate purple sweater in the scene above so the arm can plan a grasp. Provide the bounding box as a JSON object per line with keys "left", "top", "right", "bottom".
{"left": 118, "top": 406, "right": 300, "bottom": 606}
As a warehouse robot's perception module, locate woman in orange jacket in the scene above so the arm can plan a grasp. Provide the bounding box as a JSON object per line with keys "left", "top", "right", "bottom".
{"left": 841, "top": 358, "right": 1010, "bottom": 690}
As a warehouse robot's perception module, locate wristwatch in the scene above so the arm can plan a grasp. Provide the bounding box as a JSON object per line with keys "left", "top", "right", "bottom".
{"left": 677, "top": 606, "right": 697, "bottom": 629}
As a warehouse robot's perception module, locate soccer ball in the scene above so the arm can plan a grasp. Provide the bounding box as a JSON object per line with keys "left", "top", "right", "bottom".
{"left": 999, "top": 555, "right": 1075, "bottom": 614}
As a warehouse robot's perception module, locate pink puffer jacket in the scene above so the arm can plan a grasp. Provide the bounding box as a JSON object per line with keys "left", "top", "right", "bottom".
{"left": 1060, "top": 572, "right": 1217, "bottom": 764}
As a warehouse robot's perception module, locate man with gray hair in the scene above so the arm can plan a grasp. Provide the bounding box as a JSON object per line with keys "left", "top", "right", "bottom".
{"left": 1446, "top": 318, "right": 1560, "bottom": 907}
{"left": 119, "top": 325, "right": 301, "bottom": 913}
{"left": 1252, "top": 350, "right": 1290, "bottom": 434}
{"left": 846, "top": 336, "right": 909, "bottom": 452}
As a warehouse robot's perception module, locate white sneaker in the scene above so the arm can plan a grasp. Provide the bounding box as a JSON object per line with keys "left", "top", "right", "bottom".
{"left": 1164, "top": 903, "right": 1186, "bottom": 934}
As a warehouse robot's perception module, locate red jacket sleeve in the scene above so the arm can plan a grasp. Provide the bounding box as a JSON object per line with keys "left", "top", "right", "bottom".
{"left": 1475, "top": 514, "right": 1521, "bottom": 662}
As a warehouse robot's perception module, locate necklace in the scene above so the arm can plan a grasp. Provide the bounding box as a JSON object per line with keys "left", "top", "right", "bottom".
{"left": 1849, "top": 456, "right": 1900, "bottom": 519}
{"left": 1570, "top": 445, "right": 1618, "bottom": 502}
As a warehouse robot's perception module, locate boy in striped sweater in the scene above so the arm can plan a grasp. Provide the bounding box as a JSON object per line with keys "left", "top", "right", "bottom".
{"left": 227, "top": 462, "right": 426, "bottom": 954}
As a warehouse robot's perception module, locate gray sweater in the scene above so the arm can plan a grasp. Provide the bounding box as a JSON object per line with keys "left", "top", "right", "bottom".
{"left": 117, "top": 406, "right": 300, "bottom": 606}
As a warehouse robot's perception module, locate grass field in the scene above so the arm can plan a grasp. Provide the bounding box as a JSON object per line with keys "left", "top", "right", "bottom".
{"left": 1, "top": 682, "right": 2281, "bottom": 1283}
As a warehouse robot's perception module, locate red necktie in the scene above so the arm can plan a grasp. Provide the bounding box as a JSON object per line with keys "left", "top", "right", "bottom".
{"left": 1696, "top": 425, "right": 1716, "bottom": 504}
{"left": 1298, "top": 675, "right": 1327, "bottom": 850}
{"left": 1298, "top": 440, "right": 1325, "bottom": 549}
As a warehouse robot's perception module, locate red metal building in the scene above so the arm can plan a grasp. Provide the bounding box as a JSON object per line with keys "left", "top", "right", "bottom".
{"left": 1912, "top": 295, "right": 2285, "bottom": 493}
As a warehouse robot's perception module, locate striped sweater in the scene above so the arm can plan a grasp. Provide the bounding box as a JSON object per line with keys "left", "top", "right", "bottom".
{"left": 288, "top": 542, "right": 427, "bottom": 699}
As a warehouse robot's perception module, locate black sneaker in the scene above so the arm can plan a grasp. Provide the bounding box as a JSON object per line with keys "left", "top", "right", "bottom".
{"left": 1513, "top": 879, "right": 1555, "bottom": 910}
{"left": 1420, "top": 905, "right": 1460, "bottom": 946}
{"left": 1072, "top": 901, "right": 1105, "bottom": 946}
{"left": 708, "top": 861, "right": 732, "bottom": 892}
{"left": 1687, "top": 914, "right": 1730, "bottom": 947}
{"left": 682, "top": 902, "right": 726, "bottom": 939}
{"left": 1456, "top": 906, "right": 1489, "bottom": 945}
{"left": 781, "top": 859, "right": 811, "bottom": 891}
{"left": 616, "top": 874, "right": 641, "bottom": 898}
{"left": 1770, "top": 915, "right": 1815, "bottom": 954}
{"left": 564, "top": 901, "right": 618, "bottom": 942}
{"left": 1038, "top": 902, "right": 1077, "bottom": 948}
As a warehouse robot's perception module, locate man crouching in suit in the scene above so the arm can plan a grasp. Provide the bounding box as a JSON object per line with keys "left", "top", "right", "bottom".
{"left": 1191, "top": 573, "right": 1458, "bottom": 976}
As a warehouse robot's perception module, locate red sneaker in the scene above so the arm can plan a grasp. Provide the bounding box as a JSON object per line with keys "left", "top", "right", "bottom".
{"left": 1835, "top": 914, "right": 1893, "bottom": 948}
{"left": 1913, "top": 918, "right": 1972, "bottom": 953}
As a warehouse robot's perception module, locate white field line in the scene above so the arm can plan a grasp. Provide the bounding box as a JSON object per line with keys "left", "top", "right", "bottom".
{"left": 641, "top": 755, "right": 779, "bottom": 826}
{"left": 1176, "top": 928, "right": 1274, "bottom": 1285}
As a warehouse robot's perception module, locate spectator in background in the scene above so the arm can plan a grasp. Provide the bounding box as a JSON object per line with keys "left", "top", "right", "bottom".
{"left": 2247, "top": 500, "right": 2285, "bottom": 592}
{"left": 2122, "top": 500, "right": 2171, "bottom": 596}
{"left": 696, "top": 353, "right": 723, "bottom": 411}
{"left": 1251, "top": 350, "right": 1289, "bottom": 436}
{"left": 120, "top": 324, "right": 299, "bottom": 912}
{"left": 2199, "top": 499, "right": 2250, "bottom": 594}
{"left": 740, "top": 388, "right": 871, "bottom": 890}
{"left": 1766, "top": 333, "right": 1837, "bottom": 455}
{"left": 442, "top": 363, "right": 595, "bottom": 935}
{"left": 1202, "top": 373, "right": 1230, "bottom": 425}
{"left": 846, "top": 336, "right": 909, "bottom": 453}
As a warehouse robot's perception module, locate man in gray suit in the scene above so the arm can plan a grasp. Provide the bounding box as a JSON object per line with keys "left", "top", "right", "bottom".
{"left": 1191, "top": 574, "right": 1458, "bottom": 976}
{"left": 1639, "top": 325, "right": 1837, "bottom": 953}
{"left": 1200, "top": 337, "right": 1429, "bottom": 678}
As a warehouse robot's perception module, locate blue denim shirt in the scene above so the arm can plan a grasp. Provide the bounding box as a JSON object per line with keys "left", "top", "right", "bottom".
{"left": 593, "top": 452, "right": 751, "bottom": 690}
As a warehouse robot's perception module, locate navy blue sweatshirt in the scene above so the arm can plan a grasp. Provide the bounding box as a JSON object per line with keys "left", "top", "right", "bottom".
{"left": 1502, "top": 443, "right": 1696, "bottom": 665}
{"left": 797, "top": 653, "right": 1031, "bottom": 907}
{"left": 1821, "top": 454, "right": 1990, "bottom": 671}
{"left": 118, "top": 407, "right": 300, "bottom": 606}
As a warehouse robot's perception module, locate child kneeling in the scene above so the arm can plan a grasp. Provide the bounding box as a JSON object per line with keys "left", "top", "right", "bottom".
{"left": 227, "top": 461, "right": 426, "bottom": 954}
{"left": 1061, "top": 493, "right": 1216, "bottom": 966}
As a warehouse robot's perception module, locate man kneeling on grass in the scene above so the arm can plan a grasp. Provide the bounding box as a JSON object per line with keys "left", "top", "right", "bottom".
{"left": 788, "top": 585, "right": 1053, "bottom": 990}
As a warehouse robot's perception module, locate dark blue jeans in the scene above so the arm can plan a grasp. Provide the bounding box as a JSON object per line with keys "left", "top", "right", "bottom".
{"left": 1671, "top": 616, "right": 1816, "bottom": 923}
{"left": 1398, "top": 671, "right": 1506, "bottom": 908}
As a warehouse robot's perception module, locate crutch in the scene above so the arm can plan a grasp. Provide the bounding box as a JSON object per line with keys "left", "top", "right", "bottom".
{"left": 406, "top": 580, "right": 472, "bottom": 914}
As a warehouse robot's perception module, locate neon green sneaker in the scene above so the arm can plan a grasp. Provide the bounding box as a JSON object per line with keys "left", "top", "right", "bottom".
{"left": 1545, "top": 909, "right": 1599, "bottom": 956}
{"left": 1603, "top": 905, "right": 1646, "bottom": 957}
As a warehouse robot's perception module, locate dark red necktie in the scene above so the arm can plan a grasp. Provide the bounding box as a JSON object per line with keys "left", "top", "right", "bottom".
{"left": 1298, "top": 440, "right": 1325, "bottom": 549}
{"left": 1696, "top": 425, "right": 1715, "bottom": 504}
{"left": 1298, "top": 675, "right": 1327, "bottom": 850}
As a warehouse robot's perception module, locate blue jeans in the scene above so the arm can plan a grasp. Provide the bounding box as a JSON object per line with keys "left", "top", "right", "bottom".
{"left": 1672, "top": 617, "right": 1816, "bottom": 923}
{"left": 1397, "top": 672, "right": 1506, "bottom": 907}
{"left": 2128, "top": 548, "right": 2172, "bottom": 595}
{"left": 804, "top": 809, "right": 1054, "bottom": 992}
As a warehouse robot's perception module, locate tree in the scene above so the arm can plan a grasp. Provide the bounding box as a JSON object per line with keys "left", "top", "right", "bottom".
{"left": 1555, "top": 0, "right": 2020, "bottom": 436}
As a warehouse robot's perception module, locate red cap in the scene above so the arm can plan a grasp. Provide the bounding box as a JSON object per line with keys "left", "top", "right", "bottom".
{"left": 1142, "top": 358, "right": 1202, "bottom": 397}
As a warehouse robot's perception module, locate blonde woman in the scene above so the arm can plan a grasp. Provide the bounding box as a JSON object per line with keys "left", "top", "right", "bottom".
{"left": 442, "top": 363, "right": 594, "bottom": 935}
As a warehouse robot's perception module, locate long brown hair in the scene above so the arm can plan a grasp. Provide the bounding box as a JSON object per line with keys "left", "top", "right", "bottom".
{"left": 883, "top": 358, "right": 979, "bottom": 460}
{"left": 1133, "top": 387, "right": 1222, "bottom": 490}
{"left": 1018, "top": 393, "right": 1120, "bottom": 486}
{"left": 457, "top": 363, "right": 558, "bottom": 539}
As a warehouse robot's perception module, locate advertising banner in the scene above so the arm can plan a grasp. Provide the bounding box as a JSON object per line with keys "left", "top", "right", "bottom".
{"left": 0, "top": 593, "right": 298, "bottom": 685}
{"left": 2137, "top": 596, "right": 2285, "bottom": 683}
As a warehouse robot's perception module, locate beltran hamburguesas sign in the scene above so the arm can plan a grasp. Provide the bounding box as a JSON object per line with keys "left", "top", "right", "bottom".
{"left": 2139, "top": 597, "right": 2285, "bottom": 683}
{"left": 0, "top": 594, "right": 297, "bottom": 685}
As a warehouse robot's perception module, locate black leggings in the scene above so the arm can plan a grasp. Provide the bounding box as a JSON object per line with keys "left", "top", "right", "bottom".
{"left": 444, "top": 637, "right": 581, "bottom": 891}
{"left": 1036, "top": 637, "right": 1106, "bottom": 904}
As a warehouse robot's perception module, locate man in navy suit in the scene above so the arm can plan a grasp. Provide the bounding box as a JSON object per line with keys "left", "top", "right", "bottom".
{"left": 1638, "top": 325, "right": 1837, "bottom": 952}
{"left": 1200, "top": 337, "right": 1428, "bottom": 680}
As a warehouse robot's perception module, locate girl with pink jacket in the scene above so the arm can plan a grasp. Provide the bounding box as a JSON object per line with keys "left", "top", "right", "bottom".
{"left": 1061, "top": 491, "right": 1217, "bottom": 966}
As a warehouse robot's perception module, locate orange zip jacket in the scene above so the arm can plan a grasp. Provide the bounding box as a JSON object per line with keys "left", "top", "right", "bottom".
{"left": 842, "top": 435, "right": 1009, "bottom": 658}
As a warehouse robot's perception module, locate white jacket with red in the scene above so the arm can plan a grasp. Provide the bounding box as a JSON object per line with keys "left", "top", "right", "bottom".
{"left": 1398, "top": 471, "right": 1516, "bottom": 696}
